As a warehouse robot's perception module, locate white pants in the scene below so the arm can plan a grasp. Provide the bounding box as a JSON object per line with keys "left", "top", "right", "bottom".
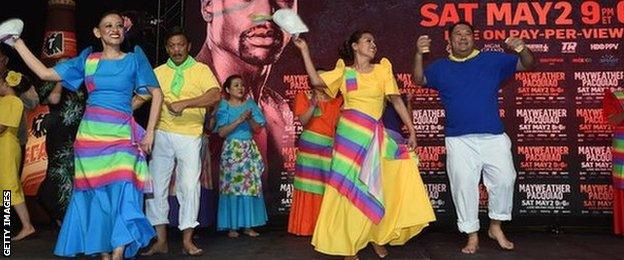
{"left": 445, "top": 133, "right": 516, "bottom": 233}
{"left": 145, "top": 130, "right": 202, "bottom": 230}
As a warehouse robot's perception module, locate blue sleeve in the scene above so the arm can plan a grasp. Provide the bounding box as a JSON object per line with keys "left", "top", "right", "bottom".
{"left": 53, "top": 47, "right": 92, "bottom": 92}
{"left": 133, "top": 46, "right": 159, "bottom": 95}
{"left": 497, "top": 52, "right": 518, "bottom": 81}
{"left": 423, "top": 61, "right": 440, "bottom": 90}
{"left": 214, "top": 100, "right": 230, "bottom": 133}
{"left": 247, "top": 99, "right": 266, "bottom": 126}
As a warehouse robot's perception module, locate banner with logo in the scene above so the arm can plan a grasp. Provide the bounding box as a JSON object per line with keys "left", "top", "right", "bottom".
{"left": 186, "top": 0, "right": 623, "bottom": 218}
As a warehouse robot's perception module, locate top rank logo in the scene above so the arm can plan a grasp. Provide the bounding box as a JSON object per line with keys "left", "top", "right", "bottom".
{"left": 561, "top": 42, "right": 577, "bottom": 54}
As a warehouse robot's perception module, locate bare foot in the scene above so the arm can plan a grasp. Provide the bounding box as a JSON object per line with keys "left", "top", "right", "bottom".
{"left": 11, "top": 226, "right": 35, "bottom": 241}
{"left": 372, "top": 243, "right": 388, "bottom": 258}
{"left": 141, "top": 241, "right": 168, "bottom": 256}
{"left": 182, "top": 241, "right": 203, "bottom": 256}
{"left": 344, "top": 255, "right": 359, "bottom": 260}
{"left": 488, "top": 225, "right": 514, "bottom": 250}
{"left": 228, "top": 230, "right": 239, "bottom": 238}
{"left": 461, "top": 234, "right": 479, "bottom": 254}
{"left": 243, "top": 228, "right": 260, "bottom": 237}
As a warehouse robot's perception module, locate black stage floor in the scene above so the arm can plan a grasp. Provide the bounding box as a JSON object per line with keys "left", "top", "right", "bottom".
{"left": 7, "top": 222, "right": 624, "bottom": 259}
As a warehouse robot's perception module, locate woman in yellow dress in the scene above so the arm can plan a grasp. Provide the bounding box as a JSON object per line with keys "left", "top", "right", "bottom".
{"left": 0, "top": 70, "right": 36, "bottom": 241}
{"left": 293, "top": 31, "right": 436, "bottom": 259}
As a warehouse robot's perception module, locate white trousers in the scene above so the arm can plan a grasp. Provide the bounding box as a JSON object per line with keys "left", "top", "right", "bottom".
{"left": 145, "top": 130, "right": 202, "bottom": 230}
{"left": 445, "top": 133, "right": 517, "bottom": 233}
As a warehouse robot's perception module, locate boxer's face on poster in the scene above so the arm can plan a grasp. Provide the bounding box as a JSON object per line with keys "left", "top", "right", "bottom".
{"left": 94, "top": 14, "right": 125, "bottom": 47}
{"left": 166, "top": 34, "right": 191, "bottom": 65}
{"left": 449, "top": 24, "right": 474, "bottom": 55}
{"left": 202, "top": 0, "right": 297, "bottom": 66}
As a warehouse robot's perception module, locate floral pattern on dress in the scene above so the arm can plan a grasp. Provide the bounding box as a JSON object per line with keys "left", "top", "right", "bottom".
{"left": 219, "top": 138, "right": 264, "bottom": 196}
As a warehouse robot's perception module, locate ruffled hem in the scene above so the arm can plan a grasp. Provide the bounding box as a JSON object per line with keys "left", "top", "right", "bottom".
{"left": 54, "top": 181, "right": 155, "bottom": 258}
{"left": 217, "top": 194, "right": 267, "bottom": 230}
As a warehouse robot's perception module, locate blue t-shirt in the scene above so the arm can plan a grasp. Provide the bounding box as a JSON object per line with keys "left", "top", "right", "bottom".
{"left": 424, "top": 51, "right": 518, "bottom": 136}
{"left": 53, "top": 46, "right": 159, "bottom": 115}
{"left": 214, "top": 99, "right": 266, "bottom": 140}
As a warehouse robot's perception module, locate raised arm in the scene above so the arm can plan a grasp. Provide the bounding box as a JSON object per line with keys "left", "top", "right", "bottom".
{"left": 505, "top": 37, "right": 536, "bottom": 71}
{"left": 293, "top": 37, "right": 326, "bottom": 89}
{"left": 412, "top": 35, "right": 431, "bottom": 86}
{"left": 13, "top": 39, "right": 61, "bottom": 81}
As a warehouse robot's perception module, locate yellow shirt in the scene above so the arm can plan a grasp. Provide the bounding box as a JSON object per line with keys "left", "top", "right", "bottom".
{"left": 0, "top": 95, "right": 23, "bottom": 144}
{"left": 320, "top": 58, "right": 399, "bottom": 120}
{"left": 153, "top": 61, "right": 220, "bottom": 136}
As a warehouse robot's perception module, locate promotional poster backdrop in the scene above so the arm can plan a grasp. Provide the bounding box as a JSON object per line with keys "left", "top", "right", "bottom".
{"left": 186, "top": 0, "right": 623, "bottom": 218}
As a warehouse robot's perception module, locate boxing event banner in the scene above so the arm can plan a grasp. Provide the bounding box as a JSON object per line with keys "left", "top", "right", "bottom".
{"left": 186, "top": 0, "right": 623, "bottom": 217}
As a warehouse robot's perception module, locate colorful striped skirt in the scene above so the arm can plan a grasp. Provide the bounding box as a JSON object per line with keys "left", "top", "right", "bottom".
{"left": 54, "top": 106, "right": 154, "bottom": 257}
{"left": 288, "top": 130, "right": 333, "bottom": 235}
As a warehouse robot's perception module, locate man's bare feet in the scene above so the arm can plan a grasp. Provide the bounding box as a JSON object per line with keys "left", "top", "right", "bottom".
{"left": 182, "top": 242, "right": 204, "bottom": 256}
{"left": 101, "top": 253, "right": 111, "bottom": 260}
{"left": 11, "top": 225, "right": 35, "bottom": 241}
{"left": 461, "top": 233, "right": 479, "bottom": 254}
{"left": 372, "top": 243, "right": 388, "bottom": 258}
{"left": 141, "top": 241, "right": 168, "bottom": 256}
{"left": 488, "top": 221, "right": 514, "bottom": 250}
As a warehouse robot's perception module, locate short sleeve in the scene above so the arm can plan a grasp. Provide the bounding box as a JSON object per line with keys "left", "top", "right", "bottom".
{"left": 133, "top": 46, "right": 159, "bottom": 95}
{"left": 214, "top": 100, "right": 230, "bottom": 133}
{"left": 319, "top": 59, "right": 346, "bottom": 98}
{"left": 380, "top": 58, "right": 400, "bottom": 96}
{"left": 198, "top": 63, "right": 221, "bottom": 93}
{"left": 423, "top": 61, "right": 440, "bottom": 90}
{"left": 0, "top": 96, "right": 24, "bottom": 128}
{"left": 53, "top": 47, "right": 92, "bottom": 92}
{"left": 293, "top": 91, "right": 311, "bottom": 117}
{"left": 247, "top": 99, "right": 266, "bottom": 126}
{"left": 498, "top": 52, "right": 519, "bottom": 81}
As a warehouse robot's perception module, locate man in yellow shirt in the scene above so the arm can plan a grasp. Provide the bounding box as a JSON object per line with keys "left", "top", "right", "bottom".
{"left": 137, "top": 27, "right": 220, "bottom": 256}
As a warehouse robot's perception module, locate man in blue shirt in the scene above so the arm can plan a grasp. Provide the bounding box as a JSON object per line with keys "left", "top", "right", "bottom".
{"left": 413, "top": 21, "right": 535, "bottom": 254}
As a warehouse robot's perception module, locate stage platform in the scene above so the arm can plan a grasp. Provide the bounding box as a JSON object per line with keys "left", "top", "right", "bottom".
{"left": 8, "top": 222, "right": 623, "bottom": 259}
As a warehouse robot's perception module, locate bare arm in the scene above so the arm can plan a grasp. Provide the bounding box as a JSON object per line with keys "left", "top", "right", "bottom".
{"left": 167, "top": 88, "right": 221, "bottom": 114}
{"left": 218, "top": 111, "right": 249, "bottom": 138}
{"left": 505, "top": 37, "right": 536, "bottom": 71}
{"left": 516, "top": 47, "right": 536, "bottom": 71}
{"left": 145, "top": 87, "right": 163, "bottom": 133}
{"left": 298, "top": 104, "right": 316, "bottom": 126}
{"left": 13, "top": 39, "right": 61, "bottom": 81}
{"left": 412, "top": 35, "right": 431, "bottom": 86}
{"left": 132, "top": 94, "right": 149, "bottom": 110}
{"left": 48, "top": 83, "right": 63, "bottom": 104}
{"left": 139, "top": 86, "right": 163, "bottom": 154}
{"left": 293, "top": 38, "right": 326, "bottom": 89}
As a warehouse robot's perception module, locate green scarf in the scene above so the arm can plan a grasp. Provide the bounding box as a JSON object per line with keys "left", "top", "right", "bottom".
{"left": 166, "top": 56, "right": 196, "bottom": 97}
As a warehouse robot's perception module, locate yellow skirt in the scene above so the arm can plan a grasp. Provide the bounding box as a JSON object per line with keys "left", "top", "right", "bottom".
{"left": 311, "top": 152, "right": 436, "bottom": 255}
{"left": 0, "top": 136, "right": 24, "bottom": 205}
